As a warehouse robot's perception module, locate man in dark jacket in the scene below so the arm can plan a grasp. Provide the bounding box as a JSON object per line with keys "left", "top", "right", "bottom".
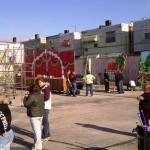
{"left": 104, "top": 69, "right": 110, "bottom": 93}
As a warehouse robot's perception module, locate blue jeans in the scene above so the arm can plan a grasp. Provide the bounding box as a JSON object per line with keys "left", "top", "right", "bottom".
{"left": 66, "top": 82, "right": 70, "bottom": 96}
{"left": 118, "top": 80, "right": 124, "bottom": 93}
{"left": 86, "top": 84, "right": 93, "bottom": 96}
{"left": 42, "top": 109, "right": 50, "bottom": 139}
{"left": 71, "top": 83, "right": 77, "bottom": 96}
{"left": 0, "top": 129, "right": 14, "bottom": 150}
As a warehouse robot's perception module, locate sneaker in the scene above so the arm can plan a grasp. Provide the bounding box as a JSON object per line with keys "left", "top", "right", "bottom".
{"left": 31, "top": 146, "right": 42, "bottom": 150}
{"left": 47, "top": 137, "right": 51, "bottom": 140}
{"left": 73, "top": 95, "right": 77, "bottom": 97}
{"left": 42, "top": 137, "right": 51, "bottom": 142}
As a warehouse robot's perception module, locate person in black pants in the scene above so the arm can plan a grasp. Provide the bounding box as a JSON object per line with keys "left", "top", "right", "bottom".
{"left": 104, "top": 69, "right": 110, "bottom": 93}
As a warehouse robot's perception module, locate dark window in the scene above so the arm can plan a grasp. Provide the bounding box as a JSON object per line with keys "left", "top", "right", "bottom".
{"left": 84, "top": 48, "right": 88, "bottom": 52}
{"left": 36, "top": 48, "right": 39, "bottom": 52}
{"left": 106, "top": 31, "right": 116, "bottom": 43}
{"left": 145, "top": 33, "right": 150, "bottom": 40}
{"left": 144, "top": 26, "right": 150, "bottom": 40}
{"left": 94, "top": 43, "right": 98, "bottom": 47}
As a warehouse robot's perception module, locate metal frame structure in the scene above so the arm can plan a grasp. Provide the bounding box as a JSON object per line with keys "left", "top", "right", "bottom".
{"left": 0, "top": 42, "right": 27, "bottom": 103}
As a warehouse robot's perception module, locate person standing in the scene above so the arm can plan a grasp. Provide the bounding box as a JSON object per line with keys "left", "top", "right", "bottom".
{"left": 104, "top": 69, "right": 110, "bottom": 93}
{"left": 137, "top": 84, "right": 150, "bottom": 125}
{"left": 84, "top": 71, "right": 95, "bottom": 97}
{"left": 69, "top": 71, "right": 77, "bottom": 97}
{"left": 114, "top": 69, "right": 119, "bottom": 91}
{"left": 66, "top": 70, "right": 71, "bottom": 96}
{"left": 0, "top": 95, "right": 14, "bottom": 150}
{"left": 37, "top": 78, "right": 51, "bottom": 142}
{"left": 23, "top": 84, "right": 44, "bottom": 150}
{"left": 118, "top": 70, "right": 124, "bottom": 94}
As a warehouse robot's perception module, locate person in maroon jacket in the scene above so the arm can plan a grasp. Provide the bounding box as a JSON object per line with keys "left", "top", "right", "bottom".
{"left": 0, "top": 95, "right": 14, "bottom": 149}
{"left": 37, "top": 78, "right": 51, "bottom": 142}
{"left": 69, "top": 71, "right": 77, "bottom": 97}
{"left": 66, "top": 70, "right": 71, "bottom": 96}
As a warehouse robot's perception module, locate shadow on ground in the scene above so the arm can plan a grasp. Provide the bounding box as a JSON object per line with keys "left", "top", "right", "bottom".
{"left": 75, "top": 123, "right": 136, "bottom": 137}
{"left": 12, "top": 125, "right": 33, "bottom": 149}
{"left": 85, "top": 147, "right": 107, "bottom": 150}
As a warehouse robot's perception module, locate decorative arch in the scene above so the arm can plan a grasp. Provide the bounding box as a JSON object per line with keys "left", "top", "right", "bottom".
{"left": 31, "top": 49, "right": 64, "bottom": 77}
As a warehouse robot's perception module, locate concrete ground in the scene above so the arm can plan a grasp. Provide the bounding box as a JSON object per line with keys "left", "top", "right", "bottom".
{"left": 7, "top": 84, "right": 143, "bottom": 150}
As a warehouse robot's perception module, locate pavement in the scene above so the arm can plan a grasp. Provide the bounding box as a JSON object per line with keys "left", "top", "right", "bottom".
{"left": 6, "top": 84, "right": 143, "bottom": 150}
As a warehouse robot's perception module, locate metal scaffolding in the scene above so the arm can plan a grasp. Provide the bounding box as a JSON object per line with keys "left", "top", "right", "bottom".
{"left": 0, "top": 42, "right": 25, "bottom": 103}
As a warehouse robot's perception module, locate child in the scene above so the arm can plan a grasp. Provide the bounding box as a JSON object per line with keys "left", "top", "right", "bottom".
{"left": 137, "top": 84, "right": 150, "bottom": 125}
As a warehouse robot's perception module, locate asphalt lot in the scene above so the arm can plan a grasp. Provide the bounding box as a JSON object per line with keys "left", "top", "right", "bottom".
{"left": 7, "top": 85, "right": 143, "bottom": 150}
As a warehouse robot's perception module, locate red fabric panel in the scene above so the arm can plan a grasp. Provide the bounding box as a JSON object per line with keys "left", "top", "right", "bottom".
{"left": 25, "top": 49, "right": 75, "bottom": 77}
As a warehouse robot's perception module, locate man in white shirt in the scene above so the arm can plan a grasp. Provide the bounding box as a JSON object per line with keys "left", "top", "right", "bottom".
{"left": 127, "top": 80, "right": 136, "bottom": 91}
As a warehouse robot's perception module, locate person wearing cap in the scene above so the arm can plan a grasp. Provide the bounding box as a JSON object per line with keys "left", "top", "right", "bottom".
{"left": 84, "top": 70, "right": 95, "bottom": 97}
{"left": 0, "top": 95, "right": 14, "bottom": 150}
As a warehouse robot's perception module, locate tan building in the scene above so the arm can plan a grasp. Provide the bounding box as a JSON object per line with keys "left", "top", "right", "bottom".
{"left": 81, "top": 20, "right": 133, "bottom": 58}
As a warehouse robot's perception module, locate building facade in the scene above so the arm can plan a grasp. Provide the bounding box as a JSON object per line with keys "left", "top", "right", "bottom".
{"left": 81, "top": 20, "right": 133, "bottom": 58}
{"left": 23, "top": 31, "right": 82, "bottom": 58}
{"left": 22, "top": 34, "right": 46, "bottom": 55}
{"left": 46, "top": 30, "right": 82, "bottom": 58}
{"left": 133, "top": 18, "right": 150, "bottom": 53}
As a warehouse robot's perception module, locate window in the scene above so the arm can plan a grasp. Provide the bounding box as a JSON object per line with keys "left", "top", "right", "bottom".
{"left": 106, "top": 31, "right": 116, "bottom": 43}
{"left": 94, "top": 43, "right": 98, "bottom": 47}
{"left": 82, "top": 35, "right": 98, "bottom": 42}
{"left": 144, "top": 26, "right": 150, "bottom": 40}
{"left": 145, "top": 33, "right": 150, "bottom": 40}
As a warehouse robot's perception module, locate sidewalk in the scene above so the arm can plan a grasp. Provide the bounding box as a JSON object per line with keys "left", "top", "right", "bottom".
{"left": 9, "top": 85, "right": 141, "bottom": 150}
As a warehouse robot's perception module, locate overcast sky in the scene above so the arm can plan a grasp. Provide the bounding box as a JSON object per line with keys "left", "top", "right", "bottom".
{"left": 0, "top": 0, "right": 150, "bottom": 42}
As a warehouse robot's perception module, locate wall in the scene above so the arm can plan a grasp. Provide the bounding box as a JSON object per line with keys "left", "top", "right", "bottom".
{"left": 82, "top": 23, "right": 131, "bottom": 57}
{"left": 133, "top": 18, "right": 150, "bottom": 52}
{"left": 75, "top": 56, "right": 140, "bottom": 84}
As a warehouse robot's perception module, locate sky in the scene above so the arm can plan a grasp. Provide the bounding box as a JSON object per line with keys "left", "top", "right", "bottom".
{"left": 0, "top": 0, "right": 150, "bottom": 42}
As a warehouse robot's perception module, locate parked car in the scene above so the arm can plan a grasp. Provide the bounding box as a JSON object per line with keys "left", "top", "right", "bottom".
{"left": 76, "top": 74, "right": 84, "bottom": 89}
